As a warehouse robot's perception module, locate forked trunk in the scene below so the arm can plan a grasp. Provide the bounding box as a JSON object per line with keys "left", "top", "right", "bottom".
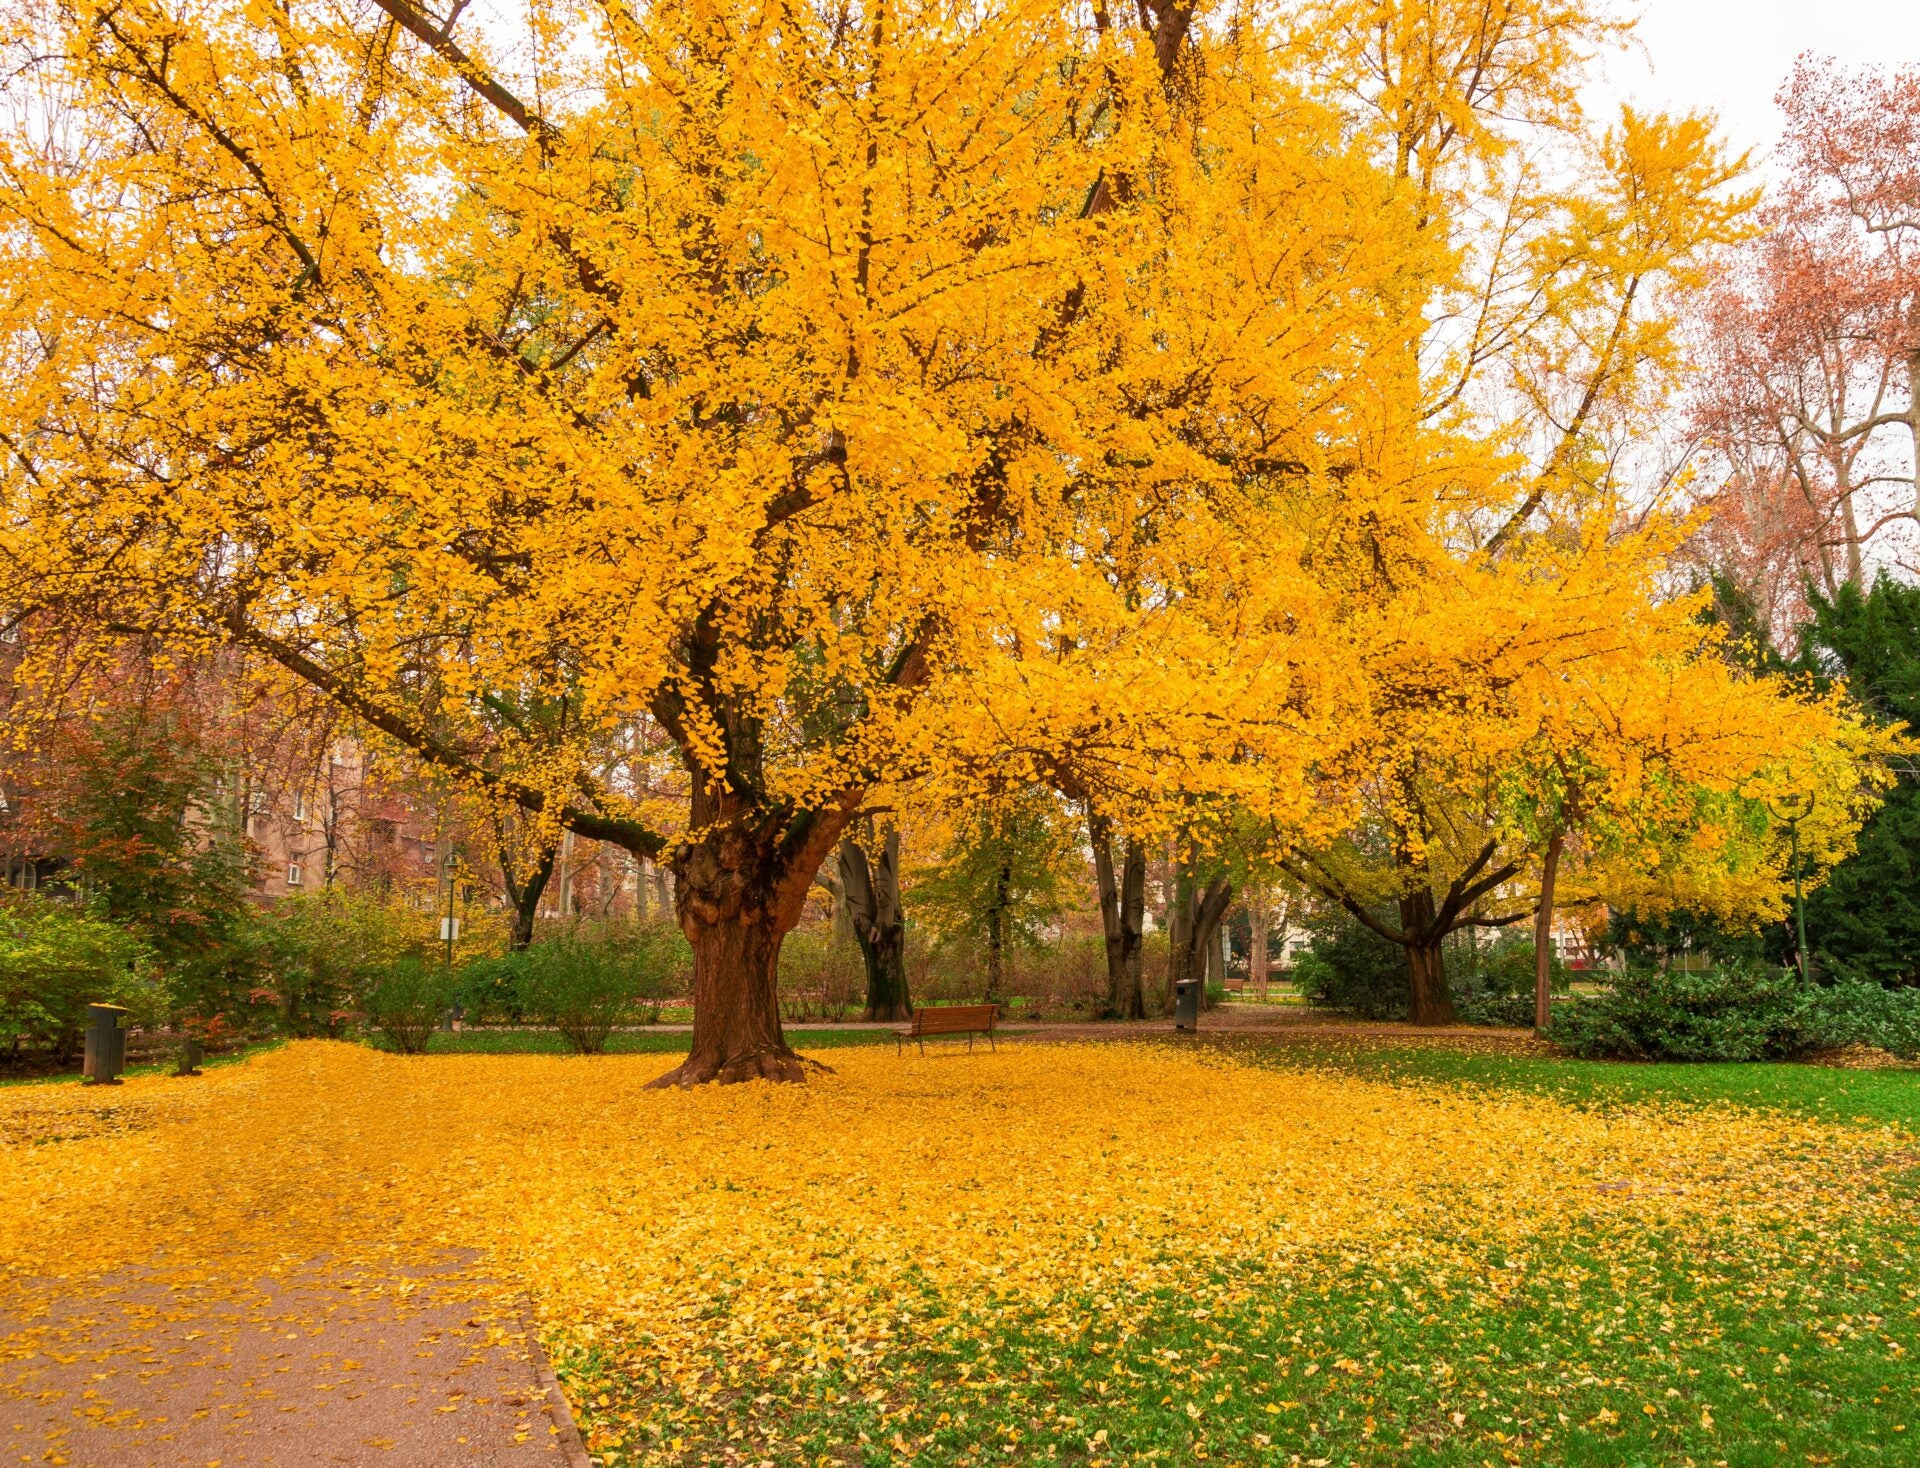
{"left": 502, "top": 841, "right": 557, "bottom": 952}
{"left": 1091, "top": 812, "right": 1147, "bottom": 1019}
{"left": 1165, "top": 850, "right": 1233, "bottom": 1012}
{"left": 839, "top": 829, "right": 912, "bottom": 1023}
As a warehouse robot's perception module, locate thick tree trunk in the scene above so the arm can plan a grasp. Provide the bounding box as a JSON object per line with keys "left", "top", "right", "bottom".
{"left": 1399, "top": 888, "right": 1456, "bottom": 1025}
{"left": 650, "top": 784, "right": 852, "bottom": 1088}
{"left": 1405, "top": 941, "right": 1455, "bottom": 1026}
{"left": 838, "top": 829, "right": 911, "bottom": 1023}
{"left": 1534, "top": 829, "right": 1563, "bottom": 1035}
{"left": 1090, "top": 811, "right": 1147, "bottom": 1019}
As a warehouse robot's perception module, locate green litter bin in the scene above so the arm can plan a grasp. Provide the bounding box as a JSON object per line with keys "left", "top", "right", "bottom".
{"left": 84, "top": 1003, "right": 130, "bottom": 1084}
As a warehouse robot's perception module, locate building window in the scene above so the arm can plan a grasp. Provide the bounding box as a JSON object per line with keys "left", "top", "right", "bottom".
{"left": 286, "top": 862, "right": 303, "bottom": 886}
{"left": 293, "top": 792, "right": 307, "bottom": 823}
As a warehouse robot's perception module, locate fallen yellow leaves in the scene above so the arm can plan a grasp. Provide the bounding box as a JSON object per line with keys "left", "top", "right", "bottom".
{"left": 0, "top": 1040, "right": 1908, "bottom": 1462}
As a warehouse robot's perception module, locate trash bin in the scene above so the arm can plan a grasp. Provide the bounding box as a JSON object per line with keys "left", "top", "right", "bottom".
{"left": 1174, "top": 978, "right": 1201, "bottom": 1032}
{"left": 84, "top": 1003, "right": 130, "bottom": 1085}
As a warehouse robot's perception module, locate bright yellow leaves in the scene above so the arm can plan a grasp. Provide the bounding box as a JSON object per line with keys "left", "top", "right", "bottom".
{"left": 1, "top": 1040, "right": 1909, "bottom": 1463}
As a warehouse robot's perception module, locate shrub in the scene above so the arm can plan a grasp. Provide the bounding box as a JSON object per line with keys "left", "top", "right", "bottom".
{"left": 777, "top": 924, "right": 864, "bottom": 1021}
{"left": 1547, "top": 963, "right": 1818, "bottom": 1061}
{"left": 361, "top": 956, "right": 458, "bottom": 1055}
{"left": 1804, "top": 972, "right": 1920, "bottom": 1059}
{"left": 1451, "top": 937, "right": 1570, "bottom": 1027}
{"left": 0, "top": 896, "right": 157, "bottom": 1065}
{"left": 513, "top": 922, "right": 682, "bottom": 1053}
{"left": 259, "top": 890, "right": 424, "bottom": 1035}
{"left": 1294, "top": 917, "right": 1407, "bottom": 1020}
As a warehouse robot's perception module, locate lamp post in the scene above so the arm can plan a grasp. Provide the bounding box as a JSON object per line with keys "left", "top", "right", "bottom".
{"left": 442, "top": 849, "right": 459, "bottom": 968}
{"left": 1766, "top": 791, "right": 1815, "bottom": 983}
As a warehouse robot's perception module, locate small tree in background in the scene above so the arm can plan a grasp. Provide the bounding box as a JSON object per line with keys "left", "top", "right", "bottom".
{"left": 41, "top": 681, "right": 262, "bottom": 1021}
{"left": 913, "top": 795, "right": 1076, "bottom": 1004}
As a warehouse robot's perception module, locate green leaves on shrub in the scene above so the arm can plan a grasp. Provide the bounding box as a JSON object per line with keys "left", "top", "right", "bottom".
{"left": 361, "top": 956, "right": 458, "bottom": 1055}
{"left": 506, "top": 923, "right": 684, "bottom": 1054}
{"left": 0, "top": 896, "right": 156, "bottom": 1064}
{"left": 1548, "top": 964, "right": 1920, "bottom": 1062}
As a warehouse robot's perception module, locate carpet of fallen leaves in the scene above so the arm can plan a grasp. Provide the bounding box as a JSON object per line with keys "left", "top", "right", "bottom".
{"left": 1, "top": 1039, "right": 1912, "bottom": 1464}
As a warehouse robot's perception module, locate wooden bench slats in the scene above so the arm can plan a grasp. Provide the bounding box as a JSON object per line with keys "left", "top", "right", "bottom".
{"left": 897, "top": 1003, "right": 998, "bottom": 1054}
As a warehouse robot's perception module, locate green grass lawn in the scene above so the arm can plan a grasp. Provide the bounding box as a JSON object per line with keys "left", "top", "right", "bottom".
{"left": 555, "top": 1035, "right": 1920, "bottom": 1466}
{"left": 1249, "top": 1036, "right": 1920, "bottom": 1131}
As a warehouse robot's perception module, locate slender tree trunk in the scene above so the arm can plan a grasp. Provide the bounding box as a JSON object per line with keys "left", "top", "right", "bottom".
{"left": 634, "top": 855, "right": 650, "bottom": 922}
{"left": 1090, "top": 811, "right": 1147, "bottom": 1019}
{"left": 985, "top": 863, "right": 1010, "bottom": 1003}
{"left": 1906, "top": 347, "right": 1920, "bottom": 508}
{"left": 1534, "top": 829, "right": 1563, "bottom": 1035}
{"left": 838, "top": 828, "right": 911, "bottom": 1023}
{"left": 1248, "top": 885, "right": 1271, "bottom": 999}
{"left": 1117, "top": 838, "right": 1145, "bottom": 1018}
{"left": 1398, "top": 887, "right": 1456, "bottom": 1025}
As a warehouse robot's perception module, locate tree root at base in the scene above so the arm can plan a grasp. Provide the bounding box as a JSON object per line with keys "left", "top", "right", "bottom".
{"left": 645, "top": 1047, "right": 833, "bottom": 1088}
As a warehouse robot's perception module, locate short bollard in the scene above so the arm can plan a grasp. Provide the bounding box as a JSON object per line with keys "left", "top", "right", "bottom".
{"left": 83, "top": 1003, "right": 130, "bottom": 1085}
{"left": 174, "top": 1034, "right": 203, "bottom": 1077}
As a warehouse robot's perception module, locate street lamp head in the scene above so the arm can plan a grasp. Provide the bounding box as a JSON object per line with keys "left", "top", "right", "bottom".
{"left": 1766, "top": 790, "right": 1816, "bottom": 823}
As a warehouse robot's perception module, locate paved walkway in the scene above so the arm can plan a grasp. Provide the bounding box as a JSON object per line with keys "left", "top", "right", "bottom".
{"left": 1, "top": 1255, "right": 586, "bottom": 1467}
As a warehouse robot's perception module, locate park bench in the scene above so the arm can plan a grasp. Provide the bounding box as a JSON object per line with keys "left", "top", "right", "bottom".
{"left": 1222, "top": 977, "right": 1246, "bottom": 994}
{"left": 897, "top": 1003, "right": 999, "bottom": 1055}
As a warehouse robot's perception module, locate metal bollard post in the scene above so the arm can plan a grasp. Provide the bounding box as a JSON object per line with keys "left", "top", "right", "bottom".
{"left": 174, "top": 1034, "right": 203, "bottom": 1077}
{"left": 83, "top": 1003, "right": 130, "bottom": 1085}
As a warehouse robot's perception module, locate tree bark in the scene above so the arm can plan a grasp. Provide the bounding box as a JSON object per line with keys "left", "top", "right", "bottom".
{"left": 1166, "top": 852, "right": 1233, "bottom": 1006}
{"left": 1090, "top": 809, "right": 1147, "bottom": 1019}
{"left": 838, "top": 827, "right": 911, "bottom": 1022}
{"left": 500, "top": 839, "right": 557, "bottom": 952}
{"left": 648, "top": 781, "right": 852, "bottom": 1088}
{"left": 1399, "top": 887, "right": 1456, "bottom": 1025}
{"left": 1247, "top": 883, "right": 1271, "bottom": 999}
{"left": 985, "top": 862, "right": 1011, "bottom": 1003}
{"left": 1534, "top": 828, "right": 1563, "bottom": 1035}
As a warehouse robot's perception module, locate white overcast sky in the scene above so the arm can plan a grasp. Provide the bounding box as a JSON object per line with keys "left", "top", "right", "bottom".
{"left": 1589, "top": 0, "right": 1920, "bottom": 172}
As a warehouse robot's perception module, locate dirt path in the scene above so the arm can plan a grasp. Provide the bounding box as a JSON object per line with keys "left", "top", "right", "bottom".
{"left": 1, "top": 1256, "right": 587, "bottom": 1467}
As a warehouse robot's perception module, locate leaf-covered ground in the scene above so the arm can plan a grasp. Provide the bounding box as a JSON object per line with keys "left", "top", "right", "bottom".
{"left": 2, "top": 1040, "right": 1915, "bottom": 1466}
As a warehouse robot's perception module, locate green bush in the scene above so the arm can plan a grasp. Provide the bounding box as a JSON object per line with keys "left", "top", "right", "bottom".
{"left": 512, "top": 922, "right": 682, "bottom": 1053}
{"left": 260, "top": 890, "right": 423, "bottom": 1035}
{"left": 361, "top": 956, "right": 458, "bottom": 1055}
{"left": 1547, "top": 963, "right": 1818, "bottom": 1061}
{"left": 1452, "top": 937, "right": 1570, "bottom": 1027}
{"left": 0, "top": 896, "right": 157, "bottom": 1064}
{"left": 1804, "top": 972, "right": 1920, "bottom": 1059}
{"left": 1294, "top": 916, "right": 1407, "bottom": 1019}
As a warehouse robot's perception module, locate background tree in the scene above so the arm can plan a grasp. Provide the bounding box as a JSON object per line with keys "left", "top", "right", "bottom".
{"left": 912, "top": 794, "right": 1076, "bottom": 1003}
